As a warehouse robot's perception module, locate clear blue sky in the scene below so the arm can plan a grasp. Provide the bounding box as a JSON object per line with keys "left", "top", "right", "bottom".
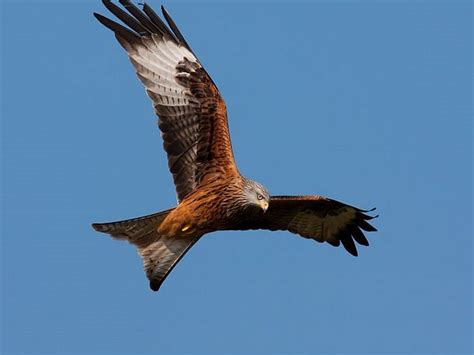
{"left": 1, "top": 1, "right": 472, "bottom": 354}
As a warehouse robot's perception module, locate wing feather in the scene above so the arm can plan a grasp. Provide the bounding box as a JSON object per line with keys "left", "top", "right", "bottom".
{"left": 231, "top": 195, "right": 378, "bottom": 256}
{"left": 95, "top": 2, "right": 238, "bottom": 202}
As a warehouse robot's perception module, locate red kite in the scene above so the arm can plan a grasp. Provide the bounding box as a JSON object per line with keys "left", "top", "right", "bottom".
{"left": 92, "top": 0, "right": 378, "bottom": 292}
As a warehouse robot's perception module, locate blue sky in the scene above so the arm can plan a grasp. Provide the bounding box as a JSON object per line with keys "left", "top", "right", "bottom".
{"left": 1, "top": 1, "right": 472, "bottom": 354}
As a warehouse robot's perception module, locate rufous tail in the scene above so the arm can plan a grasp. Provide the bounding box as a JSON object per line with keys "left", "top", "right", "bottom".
{"left": 92, "top": 209, "right": 201, "bottom": 291}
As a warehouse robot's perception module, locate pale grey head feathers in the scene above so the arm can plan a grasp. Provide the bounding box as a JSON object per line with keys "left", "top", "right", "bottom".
{"left": 242, "top": 178, "right": 270, "bottom": 212}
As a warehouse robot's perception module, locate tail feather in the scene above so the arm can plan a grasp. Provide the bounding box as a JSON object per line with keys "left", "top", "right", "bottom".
{"left": 92, "top": 208, "right": 201, "bottom": 292}
{"left": 92, "top": 209, "right": 172, "bottom": 248}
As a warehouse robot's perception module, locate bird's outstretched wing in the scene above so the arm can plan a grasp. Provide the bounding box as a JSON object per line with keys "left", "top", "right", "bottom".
{"left": 94, "top": 1, "right": 238, "bottom": 202}
{"left": 231, "top": 195, "right": 378, "bottom": 256}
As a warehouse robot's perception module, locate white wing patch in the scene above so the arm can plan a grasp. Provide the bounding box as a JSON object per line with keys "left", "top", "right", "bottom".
{"left": 116, "top": 34, "right": 201, "bottom": 107}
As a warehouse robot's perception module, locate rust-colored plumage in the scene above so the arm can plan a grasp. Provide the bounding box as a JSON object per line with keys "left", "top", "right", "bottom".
{"left": 92, "top": 1, "right": 378, "bottom": 292}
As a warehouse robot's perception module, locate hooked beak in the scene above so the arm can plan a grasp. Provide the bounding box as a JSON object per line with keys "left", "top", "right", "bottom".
{"left": 260, "top": 200, "right": 269, "bottom": 212}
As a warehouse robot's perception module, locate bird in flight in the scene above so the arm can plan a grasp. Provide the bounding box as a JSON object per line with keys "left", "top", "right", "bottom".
{"left": 92, "top": 0, "right": 378, "bottom": 292}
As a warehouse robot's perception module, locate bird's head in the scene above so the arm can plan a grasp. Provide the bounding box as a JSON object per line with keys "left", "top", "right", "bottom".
{"left": 242, "top": 178, "right": 270, "bottom": 212}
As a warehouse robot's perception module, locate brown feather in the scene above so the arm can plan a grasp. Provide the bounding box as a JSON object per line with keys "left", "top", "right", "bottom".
{"left": 95, "top": 2, "right": 239, "bottom": 202}
{"left": 229, "top": 195, "right": 377, "bottom": 256}
{"left": 92, "top": 209, "right": 201, "bottom": 292}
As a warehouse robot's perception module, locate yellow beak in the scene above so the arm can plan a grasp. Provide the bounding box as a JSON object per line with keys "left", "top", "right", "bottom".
{"left": 260, "top": 200, "right": 269, "bottom": 212}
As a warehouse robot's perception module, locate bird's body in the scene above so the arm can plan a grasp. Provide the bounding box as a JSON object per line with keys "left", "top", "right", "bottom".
{"left": 92, "top": 0, "right": 378, "bottom": 292}
{"left": 159, "top": 176, "right": 265, "bottom": 237}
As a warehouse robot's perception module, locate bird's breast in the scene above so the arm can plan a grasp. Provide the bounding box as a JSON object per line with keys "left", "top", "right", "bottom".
{"left": 160, "top": 180, "right": 253, "bottom": 237}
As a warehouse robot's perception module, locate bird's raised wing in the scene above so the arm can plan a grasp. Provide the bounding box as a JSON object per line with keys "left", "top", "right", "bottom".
{"left": 94, "top": 1, "right": 238, "bottom": 202}
{"left": 231, "top": 195, "right": 378, "bottom": 256}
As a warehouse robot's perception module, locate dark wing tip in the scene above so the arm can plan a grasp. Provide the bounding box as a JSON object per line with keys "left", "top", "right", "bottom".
{"left": 93, "top": 11, "right": 140, "bottom": 43}
{"left": 93, "top": 12, "right": 107, "bottom": 23}
{"left": 344, "top": 244, "right": 359, "bottom": 257}
{"left": 351, "top": 227, "right": 370, "bottom": 246}
{"left": 160, "top": 5, "right": 169, "bottom": 17}
{"left": 333, "top": 204, "right": 379, "bottom": 254}
{"left": 338, "top": 232, "right": 359, "bottom": 256}
{"left": 359, "top": 219, "right": 377, "bottom": 232}
{"left": 160, "top": 4, "right": 194, "bottom": 52}
{"left": 359, "top": 213, "right": 379, "bottom": 221}
{"left": 357, "top": 209, "right": 378, "bottom": 232}
{"left": 356, "top": 206, "right": 377, "bottom": 214}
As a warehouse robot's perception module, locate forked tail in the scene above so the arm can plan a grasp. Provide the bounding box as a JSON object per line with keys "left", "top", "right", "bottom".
{"left": 92, "top": 209, "right": 201, "bottom": 291}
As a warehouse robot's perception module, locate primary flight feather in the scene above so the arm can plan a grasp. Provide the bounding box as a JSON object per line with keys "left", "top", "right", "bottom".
{"left": 92, "top": 0, "right": 378, "bottom": 292}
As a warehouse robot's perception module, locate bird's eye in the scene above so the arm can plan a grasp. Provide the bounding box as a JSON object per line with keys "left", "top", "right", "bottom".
{"left": 257, "top": 193, "right": 264, "bottom": 200}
